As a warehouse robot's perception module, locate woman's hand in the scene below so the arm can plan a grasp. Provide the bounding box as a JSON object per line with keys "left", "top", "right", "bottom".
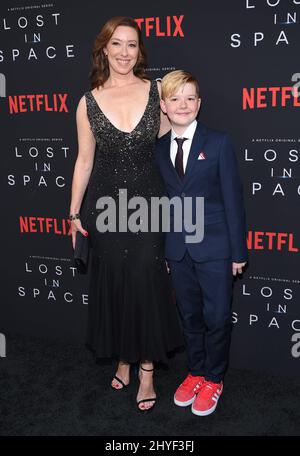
{"left": 71, "top": 218, "right": 89, "bottom": 250}
{"left": 165, "top": 260, "right": 170, "bottom": 274}
{"left": 232, "top": 262, "right": 247, "bottom": 276}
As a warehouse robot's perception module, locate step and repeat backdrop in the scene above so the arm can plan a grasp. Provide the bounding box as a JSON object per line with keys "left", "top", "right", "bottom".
{"left": 0, "top": 0, "right": 299, "bottom": 375}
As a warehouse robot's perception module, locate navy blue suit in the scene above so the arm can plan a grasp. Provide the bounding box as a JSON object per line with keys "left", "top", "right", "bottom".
{"left": 155, "top": 121, "right": 248, "bottom": 382}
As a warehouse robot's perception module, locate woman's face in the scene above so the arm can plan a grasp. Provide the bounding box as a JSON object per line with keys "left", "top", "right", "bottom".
{"left": 104, "top": 25, "right": 140, "bottom": 76}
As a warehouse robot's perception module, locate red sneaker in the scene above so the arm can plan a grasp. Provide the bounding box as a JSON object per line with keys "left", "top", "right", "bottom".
{"left": 174, "top": 373, "right": 206, "bottom": 407}
{"left": 191, "top": 380, "right": 223, "bottom": 416}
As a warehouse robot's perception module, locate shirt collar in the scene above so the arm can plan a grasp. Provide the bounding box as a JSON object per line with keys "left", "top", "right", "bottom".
{"left": 171, "top": 119, "right": 198, "bottom": 142}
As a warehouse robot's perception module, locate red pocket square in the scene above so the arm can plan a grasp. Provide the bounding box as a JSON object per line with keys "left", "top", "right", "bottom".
{"left": 198, "top": 151, "right": 206, "bottom": 160}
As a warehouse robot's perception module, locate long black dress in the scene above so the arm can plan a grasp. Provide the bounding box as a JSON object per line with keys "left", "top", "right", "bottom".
{"left": 84, "top": 79, "right": 183, "bottom": 364}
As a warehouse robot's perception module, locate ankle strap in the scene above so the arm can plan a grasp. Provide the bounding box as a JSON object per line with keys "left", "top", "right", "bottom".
{"left": 140, "top": 365, "right": 154, "bottom": 372}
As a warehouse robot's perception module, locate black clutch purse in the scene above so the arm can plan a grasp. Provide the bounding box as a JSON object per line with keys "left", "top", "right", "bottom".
{"left": 74, "top": 231, "right": 90, "bottom": 274}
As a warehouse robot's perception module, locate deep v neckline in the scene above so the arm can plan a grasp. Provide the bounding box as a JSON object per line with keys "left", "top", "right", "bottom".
{"left": 89, "top": 80, "right": 153, "bottom": 135}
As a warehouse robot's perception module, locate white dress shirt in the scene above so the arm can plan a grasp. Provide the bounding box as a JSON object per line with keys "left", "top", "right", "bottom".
{"left": 170, "top": 120, "right": 198, "bottom": 172}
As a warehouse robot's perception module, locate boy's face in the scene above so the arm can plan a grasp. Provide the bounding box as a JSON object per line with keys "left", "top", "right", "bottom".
{"left": 160, "top": 82, "right": 201, "bottom": 129}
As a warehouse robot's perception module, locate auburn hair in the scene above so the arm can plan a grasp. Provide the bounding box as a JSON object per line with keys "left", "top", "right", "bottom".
{"left": 89, "top": 16, "right": 148, "bottom": 89}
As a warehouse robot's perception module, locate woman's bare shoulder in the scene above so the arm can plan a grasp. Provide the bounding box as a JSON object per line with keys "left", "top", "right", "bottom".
{"left": 76, "top": 92, "right": 91, "bottom": 119}
{"left": 77, "top": 94, "right": 87, "bottom": 109}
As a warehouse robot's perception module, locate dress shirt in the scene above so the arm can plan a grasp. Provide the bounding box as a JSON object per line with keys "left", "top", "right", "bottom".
{"left": 170, "top": 120, "right": 198, "bottom": 172}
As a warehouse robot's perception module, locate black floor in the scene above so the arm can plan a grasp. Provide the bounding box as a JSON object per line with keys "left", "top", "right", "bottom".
{"left": 0, "top": 332, "right": 299, "bottom": 436}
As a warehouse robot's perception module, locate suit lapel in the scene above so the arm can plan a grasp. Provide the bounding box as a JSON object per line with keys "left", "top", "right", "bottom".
{"left": 182, "top": 122, "right": 207, "bottom": 186}
{"left": 159, "top": 122, "right": 208, "bottom": 188}
{"left": 160, "top": 131, "right": 182, "bottom": 186}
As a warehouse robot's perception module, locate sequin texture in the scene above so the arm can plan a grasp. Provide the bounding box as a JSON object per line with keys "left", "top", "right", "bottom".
{"left": 84, "top": 79, "right": 167, "bottom": 254}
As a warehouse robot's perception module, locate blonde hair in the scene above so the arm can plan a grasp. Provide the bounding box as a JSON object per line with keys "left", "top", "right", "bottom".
{"left": 161, "top": 70, "right": 200, "bottom": 100}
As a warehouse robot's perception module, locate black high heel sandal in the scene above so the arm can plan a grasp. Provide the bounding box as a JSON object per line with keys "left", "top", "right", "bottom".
{"left": 136, "top": 365, "right": 157, "bottom": 413}
{"left": 111, "top": 375, "right": 129, "bottom": 390}
{"left": 111, "top": 362, "right": 130, "bottom": 390}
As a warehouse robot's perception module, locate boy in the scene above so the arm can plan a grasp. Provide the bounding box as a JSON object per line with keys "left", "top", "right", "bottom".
{"left": 155, "top": 70, "right": 248, "bottom": 416}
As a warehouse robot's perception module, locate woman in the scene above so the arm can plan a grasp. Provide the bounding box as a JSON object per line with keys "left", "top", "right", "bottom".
{"left": 69, "top": 16, "right": 183, "bottom": 412}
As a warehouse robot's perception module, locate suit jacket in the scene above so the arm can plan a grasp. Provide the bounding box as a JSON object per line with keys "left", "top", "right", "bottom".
{"left": 155, "top": 121, "right": 248, "bottom": 263}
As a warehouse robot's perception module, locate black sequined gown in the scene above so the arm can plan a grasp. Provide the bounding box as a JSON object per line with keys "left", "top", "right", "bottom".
{"left": 84, "top": 80, "right": 183, "bottom": 364}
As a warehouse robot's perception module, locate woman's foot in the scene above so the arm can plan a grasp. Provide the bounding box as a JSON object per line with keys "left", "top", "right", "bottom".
{"left": 111, "top": 362, "right": 130, "bottom": 390}
{"left": 136, "top": 362, "right": 157, "bottom": 411}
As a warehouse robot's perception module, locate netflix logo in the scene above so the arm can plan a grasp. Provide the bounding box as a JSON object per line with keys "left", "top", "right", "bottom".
{"left": 8, "top": 93, "right": 69, "bottom": 114}
{"left": 243, "top": 86, "right": 300, "bottom": 110}
{"left": 19, "top": 216, "right": 71, "bottom": 236}
{"left": 134, "top": 15, "right": 184, "bottom": 37}
{"left": 247, "top": 231, "right": 299, "bottom": 252}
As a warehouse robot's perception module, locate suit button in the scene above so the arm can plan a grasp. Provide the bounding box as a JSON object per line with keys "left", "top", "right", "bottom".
{"left": 181, "top": 192, "right": 185, "bottom": 197}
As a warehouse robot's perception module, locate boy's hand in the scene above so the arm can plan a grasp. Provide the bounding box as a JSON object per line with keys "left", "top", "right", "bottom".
{"left": 232, "top": 262, "right": 247, "bottom": 276}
